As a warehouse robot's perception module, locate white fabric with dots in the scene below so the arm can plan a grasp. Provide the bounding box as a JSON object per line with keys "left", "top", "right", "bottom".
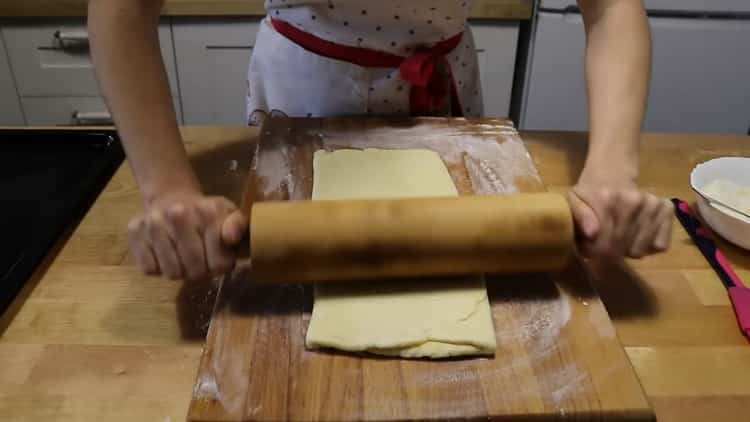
{"left": 246, "top": 1, "right": 484, "bottom": 123}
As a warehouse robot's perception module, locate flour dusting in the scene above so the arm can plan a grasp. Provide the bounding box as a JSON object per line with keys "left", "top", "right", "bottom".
{"left": 193, "top": 374, "right": 219, "bottom": 399}
{"left": 495, "top": 290, "right": 571, "bottom": 350}
{"left": 192, "top": 273, "right": 249, "bottom": 416}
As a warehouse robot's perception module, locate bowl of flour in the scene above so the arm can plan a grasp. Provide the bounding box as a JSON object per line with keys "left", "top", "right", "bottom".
{"left": 690, "top": 157, "right": 750, "bottom": 250}
{"left": 690, "top": 157, "right": 750, "bottom": 249}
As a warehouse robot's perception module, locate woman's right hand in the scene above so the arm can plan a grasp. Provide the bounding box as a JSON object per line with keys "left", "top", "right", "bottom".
{"left": 127, "top": 191, "right": 248, "bottom": 281}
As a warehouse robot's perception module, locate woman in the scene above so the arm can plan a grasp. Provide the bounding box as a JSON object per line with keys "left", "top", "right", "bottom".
{"left": 88, "top": 0, "right": 672, "bottom": 281}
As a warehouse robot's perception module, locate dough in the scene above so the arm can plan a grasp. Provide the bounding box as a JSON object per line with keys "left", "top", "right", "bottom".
{"left": 305, "top": 148, "right": 497, "bottom": 358}
{"left": 703, "top": 178, "right": 750, "bottom": 222}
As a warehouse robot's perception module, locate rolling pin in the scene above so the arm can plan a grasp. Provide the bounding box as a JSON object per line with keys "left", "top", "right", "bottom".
{"left": 249, "top": 192, "right": 575, "bottom": 283}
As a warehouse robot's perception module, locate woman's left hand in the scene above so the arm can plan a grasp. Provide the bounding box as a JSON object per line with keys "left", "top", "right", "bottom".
{"left": 567, "top": 172, "right": 673, "bottom": 260}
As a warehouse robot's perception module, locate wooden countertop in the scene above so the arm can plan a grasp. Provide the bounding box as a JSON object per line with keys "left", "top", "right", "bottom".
{"left": 0, "top": 0, "right": 533, "bottom": 19}
{"left": 1, "top": 126, "right": 749, "bottom": 422}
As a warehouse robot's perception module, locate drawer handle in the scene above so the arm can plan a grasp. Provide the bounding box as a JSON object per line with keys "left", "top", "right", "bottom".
{"left": 72, "top": 111, "right": 113, "bottom": 125}
{"left": 205, "top": 45, "right": 255, "bottom": 50}
{"left": 54, "top": 30, "right": 90, "bottom": 47}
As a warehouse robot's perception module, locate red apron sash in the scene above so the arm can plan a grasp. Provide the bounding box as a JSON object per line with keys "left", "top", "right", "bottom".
{"left": 270, "top": 18, "right": 463, "bottom": 116}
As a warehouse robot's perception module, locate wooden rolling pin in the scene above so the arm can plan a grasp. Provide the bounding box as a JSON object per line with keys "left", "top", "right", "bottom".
{"left": 249, "top": 193, "right": 574, "bottom": 283}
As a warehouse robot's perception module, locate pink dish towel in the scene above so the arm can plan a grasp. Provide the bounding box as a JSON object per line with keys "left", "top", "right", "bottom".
{"left": 672, "top": 198, "right": 750, "bottom": 340}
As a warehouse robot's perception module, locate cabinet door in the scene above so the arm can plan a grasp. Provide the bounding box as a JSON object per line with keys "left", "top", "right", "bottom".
{"left": 2, "top": 19, "right": 179, "bottom": 97}
{"left": 522, "top": 11, "right": 750, "bottom": 135}
{"left": 519, "top": 12, "right": 588, "bottom": 132}
{"left": 172, "top": 19, "right": 260, "bottom": 125}
{"left": 0, "top": 33, "right": 24, "bottom": 125}
{"left": 470, "top": 22, "right": 519, "bottom": 118}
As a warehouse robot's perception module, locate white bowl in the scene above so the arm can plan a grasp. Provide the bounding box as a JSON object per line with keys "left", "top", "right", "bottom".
{"left": 690, "top": 156, "right": 750, "bottom": 250}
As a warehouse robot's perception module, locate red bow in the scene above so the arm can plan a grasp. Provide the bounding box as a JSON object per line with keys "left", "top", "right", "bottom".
{"left": 400, "top": 49, "right": 455, "bottom": 115}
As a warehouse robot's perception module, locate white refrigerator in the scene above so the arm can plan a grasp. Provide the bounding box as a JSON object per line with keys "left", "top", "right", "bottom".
{"left": 517, "top": 0, "right": 750, "bottom": 135}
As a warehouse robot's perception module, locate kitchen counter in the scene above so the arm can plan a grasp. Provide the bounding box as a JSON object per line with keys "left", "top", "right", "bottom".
{"left": 1, "top": 126, "right": 749, "bottom": 422}
{"left": 0, "top": 0, "right": 533, "bottom": 19}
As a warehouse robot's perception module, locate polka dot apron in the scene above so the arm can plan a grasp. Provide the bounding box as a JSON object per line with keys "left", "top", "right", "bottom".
{"left": 246, "top": 0, "right": 483, "bottom": 124}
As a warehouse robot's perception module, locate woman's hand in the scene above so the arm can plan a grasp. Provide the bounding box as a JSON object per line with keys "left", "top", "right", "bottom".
{"left": 127, "top": 191, "right": 248, "bottom": 281}
{"left": 567, "top": 171, "right": 673, "bottom": 260}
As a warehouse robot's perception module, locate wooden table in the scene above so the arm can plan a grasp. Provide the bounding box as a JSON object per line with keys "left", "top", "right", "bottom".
{"left": 0, "top": 0, "right": 533, "bottom": 19}
{"left": 0, "top": 127, "right": 748, "bottom": 422}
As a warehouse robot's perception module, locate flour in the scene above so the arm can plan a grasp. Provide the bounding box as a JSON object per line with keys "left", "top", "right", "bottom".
{"left": 193, "top": 374, "right": 219, "bottom": 399}
{"left": 495, "top": 290, "right": 571, "bottom": 350}
{"left": 191, "top": 273, "right": 248, "bottom": 416}
{"left": 702, "top": 178, "right": 750, "bottom": 222}
{"left": 464, "top": 155, "right": 510, "bottom": 194}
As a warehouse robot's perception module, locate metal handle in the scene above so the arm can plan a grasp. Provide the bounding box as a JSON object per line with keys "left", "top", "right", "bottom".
{"left": 72, "top": 111, "right": 113, "bottom": 125}
{"left": 205, "top": 45, "right": 255, "bottom": 50}
{"left": 54, "top": 30, "right": 90, "bottom": 47}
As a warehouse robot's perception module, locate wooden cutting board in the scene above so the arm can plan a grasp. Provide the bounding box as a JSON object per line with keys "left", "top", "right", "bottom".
{"left": 187, "top": 117, "right": 654, "bottom": 422}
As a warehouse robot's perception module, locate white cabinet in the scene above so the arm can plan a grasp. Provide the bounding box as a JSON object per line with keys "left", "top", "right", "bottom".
{"left": 471, "top": 21, "right": 519, "bottom": 118}
{"left": 173, "top": 18, "right": 260, "bottom": 125}
{"left": 0, "top": 34, "right": 24, "bottom": 126}
{"left": 2, "top": 19, "right": 179, "bottom": 97}
{"left": 518, "top": 12, "right": 588, "bottom": 132}
{"left": 2, "top": 18, "right": 182, "bottom": 126}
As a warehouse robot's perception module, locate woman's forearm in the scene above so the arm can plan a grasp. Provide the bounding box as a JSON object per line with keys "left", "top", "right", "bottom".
{"left": 88, "top": 0, "right": 200, "bottom": 204}
{"left": 578, "top": 0, "right": 651, "bottom": 182}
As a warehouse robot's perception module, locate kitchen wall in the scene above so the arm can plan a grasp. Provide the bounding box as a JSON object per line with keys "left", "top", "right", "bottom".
{"left": 516, "top": 0, "right": 750, "bottom": 135}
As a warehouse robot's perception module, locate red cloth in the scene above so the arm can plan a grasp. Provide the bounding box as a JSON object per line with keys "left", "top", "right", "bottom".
{"left": 270, "top": 18, "right": 463, "bottom": 116}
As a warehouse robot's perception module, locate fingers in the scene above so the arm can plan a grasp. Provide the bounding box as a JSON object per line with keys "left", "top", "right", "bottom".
{"left": 222, "top": 210, "right": 249, "bottom": 246}
{"left": 164, "top": 204, "right": 209, "bottom": 281}
{"left": 203, "top": 220, "right": 236, "bottom": 275}
{"left": 628, "top": 196, "right": 671, "bottom": 258}
{"left": 651, "top": 200, "right": 673, "bottom": 253}
{"left": 197, "top": 199, "right": 237, "bottom": 276}
{"left": 571, "top": 183, "right": 673, "bottom": 260}
{"left": 127, "top": 195, "right": 245, "bottom": 281}
{"left": 592, "top": 192, "right": 617, "bottom": 257}
{"left": 627, "top": 198, "right": 657, "bottom": 258}
{"left": 145, "top": 210, "right": 183, "bottom": 279}
{"left": 127, "top": 217, "right": 159, "bottom": 275}
{"left": 612, "top": 190, "right": 644, "bottom": 247}
{"left": 567, "top": 190, "right": 600, "bottom": 239}
{"left": 574, "top": 187, "right": 616, "bottom": 258}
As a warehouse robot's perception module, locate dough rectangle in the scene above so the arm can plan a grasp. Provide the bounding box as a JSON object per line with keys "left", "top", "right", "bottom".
{"left": 305, "top": 148, "right": 497, "bottom": 358}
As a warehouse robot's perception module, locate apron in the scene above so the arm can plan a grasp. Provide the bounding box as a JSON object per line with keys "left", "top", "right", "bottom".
{"left": 246, "top": 0, "right": 483, "bottom": 125}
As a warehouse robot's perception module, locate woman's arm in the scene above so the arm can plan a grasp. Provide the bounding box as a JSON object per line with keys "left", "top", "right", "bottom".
{"left": 578, "top": 0, "right": 650, "bottom": 184}
{"left": 568, "top": 0, "right": 672, "bottom": 259}
{"left": 89, "top": 0, "right": 246, "bottom": 281}
{"left": 88, "top": 0, "right": 199, "bottom": 201}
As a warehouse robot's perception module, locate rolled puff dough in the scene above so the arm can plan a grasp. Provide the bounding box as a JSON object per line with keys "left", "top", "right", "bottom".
{"left": 305, "top": 148, "right": 497, "bottom": 358}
